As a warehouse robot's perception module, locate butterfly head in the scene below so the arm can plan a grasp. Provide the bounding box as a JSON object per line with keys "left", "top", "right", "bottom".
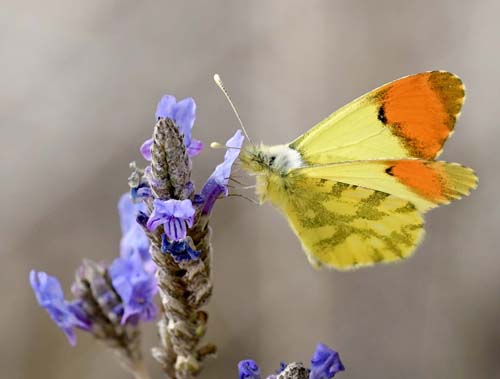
{"left": 240, "top": 144, "right": 303, "bottom": 175}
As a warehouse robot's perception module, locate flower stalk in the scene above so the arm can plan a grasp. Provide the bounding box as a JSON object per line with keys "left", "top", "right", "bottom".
{"left": 71, "top": 260, "right": 147, "bottom": 376}
{"left": 145, "top": 118, "right": 215, "bottom": 379}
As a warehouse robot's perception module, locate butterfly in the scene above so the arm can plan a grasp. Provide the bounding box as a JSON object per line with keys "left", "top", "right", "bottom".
{"left": 235, "top": 71, "right": 478, "bottom": 270}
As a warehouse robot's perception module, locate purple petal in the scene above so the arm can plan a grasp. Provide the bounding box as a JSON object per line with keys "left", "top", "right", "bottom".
{"left": 135, "top": 186, "right": 152, "bottom": 199}
{"left": 172, "top": 97, "right": 196, "bottom": 144}
{"left": 172, "top": 199, "right": 195, "bottom": 219}
{"left": 67, "top": 301, "right": 92, "bottom": 331}
{"left": 30, "top": 271, "right": 91, "bottom": 346}
{"left": 238, "top": 359, "right": 261, "bottom": 379}
{"left": 30, "top": 270, "right": 65, "bottom": 305}
{"left": 146, "top": 214, "right": 165, "bottom": 232}
{"left": 155, "top": 95, "right": 177, "bottom": 119}
{"left": 152, "top": 198, "right": 175, "bottom": 214}
{"left": 223, "top": 129, "right": 245, "bottom": 172}
{"left": 109, "top": 253, "right": 157, "bottom": 325}
{"left": 63, "top": 327, "right": 77, "bottom": 346}
{"left": 200, "top": 179, "right": 226, "bottom": 214}
{"left": 165, "top": 217, "right": 188, "bottom": 241}
{"left": 310, "top": 343, "right": 345, "bottom": 379}
{"left": 118, "top": 194, "right": 151, "bottom": 267}
{"left": 187, "top": 138, "right": 204, "bottom": 157}
{"left": 118, "top": 193, "right": 148, "bottom": 235}
{"left": 140, "top": 138, "right": 153, "bottom": 161}
{"left": 153, "top": 95, "right": 201, "bottom": 157}
{"left": 120, "top": 225, "right": 150, "bottom": 263}
{"left": 210, "top": 129, "right": 244, "bottom": 187}
{"left": 199, "top": 130, "right": 244, "bottom": 214}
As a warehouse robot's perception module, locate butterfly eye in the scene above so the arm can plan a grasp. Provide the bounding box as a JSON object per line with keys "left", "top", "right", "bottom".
{"left": 269, "top": 156, "right": 276, "bottom": 166}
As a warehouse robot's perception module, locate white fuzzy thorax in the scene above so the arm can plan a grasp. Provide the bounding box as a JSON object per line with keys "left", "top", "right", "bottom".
{"left": 261, "top": 144, "right": 304, "bottom": 173}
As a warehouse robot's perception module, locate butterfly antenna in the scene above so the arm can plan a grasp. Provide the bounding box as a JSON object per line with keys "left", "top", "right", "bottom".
{"left": 226, "top": 193, "right": 260, "bottom": 205}
{"left": 213, "top": 74, "right": 253, "bottom": 145}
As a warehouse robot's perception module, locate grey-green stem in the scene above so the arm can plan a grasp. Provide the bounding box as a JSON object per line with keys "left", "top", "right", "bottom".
{"left": 146, "top": 119, "right": 216, "bottom": 379}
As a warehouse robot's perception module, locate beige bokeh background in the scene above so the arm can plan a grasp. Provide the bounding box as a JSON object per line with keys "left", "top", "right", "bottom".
{"left": 2, "top": 1, "right": 500, "bottom": 378}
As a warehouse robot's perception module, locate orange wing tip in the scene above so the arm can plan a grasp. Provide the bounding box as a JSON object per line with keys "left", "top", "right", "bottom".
{"left": 386, "top": 160, "right": 478, "bottom": 205}
{"left": 379, "top": 71, "right": 465, "bottom": 160}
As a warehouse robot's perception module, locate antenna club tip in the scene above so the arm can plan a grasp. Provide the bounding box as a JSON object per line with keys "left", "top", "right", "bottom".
{"left": 210, "top": 142, "right": 223, "bottom": 149}
{"left": 213, "top": 73, "right": 221, "bottom": 82}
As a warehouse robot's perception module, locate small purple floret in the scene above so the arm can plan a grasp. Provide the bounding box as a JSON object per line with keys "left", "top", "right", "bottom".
{"left": 30, "top": 271, "right": 91, "bottom": 346}
{"left": 147, "top": 199, "right": 195, "bottom": 242}
{"left": 276, "top": 362, "right": 287, "bottom": 374}
{"left": 140, "top": 139, "right": 154, "bottom": 161}
{"left": 200, "top": 129, "right": 244, "bottom": 214}
{"left": 131, "top": 184, "right": 152, "bottom": 200}
{"left": 118, "top": 194, "right": 152, "bottom": 268}
{"left": 161, "top": 236, "right": 200, "bottom": 262}
{"left": 309, "top": 343, "right": 345, "bottom": 379}
{"left": 109, "top": 252, "right": 158, "bottom": 324}
{"left": 141, "top": 95, "right": 203, "bottom": 160}
{"left": 238, "top": 359, "right": 261, "bottom": 379}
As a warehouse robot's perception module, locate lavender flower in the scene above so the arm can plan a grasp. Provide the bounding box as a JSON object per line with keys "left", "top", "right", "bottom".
{"left": 200, "top": 129, "right": 244, "bottom": 214}
{"left": 147, "top": 198, "right": 195, "bottom": 241}
{"left": 131, "top": 183, "right": 152, "bottom": 200}
{"left": 139, "top": 139, "right": 154, "bottom": 160}
{"left": 118, "top": 193, "right": 151, "bottom": 268}
{"left": 71, "top": 259, "right": 147, "bottom": 373}
{"left": 127, "top": 161, "right": 152, "bottom": 201}
{"left": 310, "top": 343, "right": 345, "bottom": 379}
{"left": 141, "top": 95, "right": 203, "bottom": 159}
{"left": 161, "top": 236, "right": 200, "bottom": 262}
{"left": 30, "top": 271, "right": 91, "bottom": 345}
{"left": 277, "top": 362, "right": 287, "bottom": 374}
{"left": 109, "top": 252, "right": 158, "bottom": 324}
{"left": 240, "top": 344, "right": 343, "bottom": 379}
{"left": 239, "top": 359, "right": 261, "bottom": 379}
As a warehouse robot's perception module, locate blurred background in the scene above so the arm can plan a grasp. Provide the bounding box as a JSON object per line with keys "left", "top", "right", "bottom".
{"left": 2, "top": 1, "right": 500, "bottom": 378}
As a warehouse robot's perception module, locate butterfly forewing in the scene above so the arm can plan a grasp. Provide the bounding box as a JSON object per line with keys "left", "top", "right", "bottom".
{"left": 289, "top": 71, "right": 464, "bottom": 164}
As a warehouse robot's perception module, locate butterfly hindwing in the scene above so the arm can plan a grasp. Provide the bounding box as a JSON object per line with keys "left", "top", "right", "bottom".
{"left": 294, "top": 159, "right": 478, "bottom": 212}
{"left": 289, "top": 71, "right": 464, "bottom": 164}
{"left": 272, "top": 173, "right": 424, "bottom": 270}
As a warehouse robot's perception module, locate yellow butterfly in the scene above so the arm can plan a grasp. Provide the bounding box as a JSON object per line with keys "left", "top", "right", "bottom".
{"left": 219, "top": 72, "right": 478, "bottom": 270}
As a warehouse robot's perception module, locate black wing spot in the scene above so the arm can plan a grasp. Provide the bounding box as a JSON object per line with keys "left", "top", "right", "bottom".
{"left": 269, "top": 156, "right": 276, "bottom": 166}
{"left": 378, "top": 105, "right": 388, "bottom": 124}
{"left": 385, "top": 166, "right": 394, "bottom": 176}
